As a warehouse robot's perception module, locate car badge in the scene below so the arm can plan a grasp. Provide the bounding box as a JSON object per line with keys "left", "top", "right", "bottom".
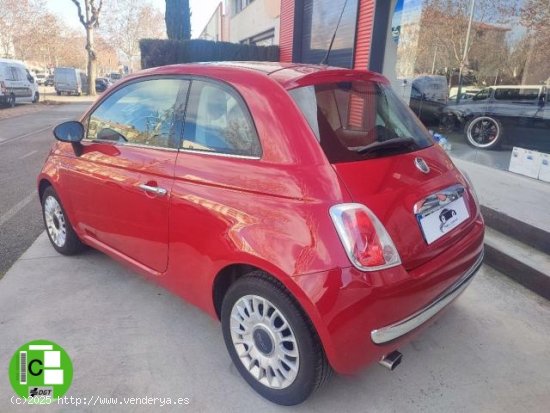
{"left": 415, "top": 157, "right": 430, "bottom": 174}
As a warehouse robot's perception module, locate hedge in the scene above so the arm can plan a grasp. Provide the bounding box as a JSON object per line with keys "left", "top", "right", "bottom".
{"left": 140, "top": 39, "right": 280, "bottom": 69}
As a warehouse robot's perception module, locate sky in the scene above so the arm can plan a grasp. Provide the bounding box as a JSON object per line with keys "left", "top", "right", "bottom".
{"left": 46, "top": 0, "right": 221, "bottom": 38}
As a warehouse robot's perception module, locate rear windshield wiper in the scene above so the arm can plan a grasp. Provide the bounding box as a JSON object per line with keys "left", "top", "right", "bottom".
{"left": 356, "top": 137, "right": 418, "bottom": 155}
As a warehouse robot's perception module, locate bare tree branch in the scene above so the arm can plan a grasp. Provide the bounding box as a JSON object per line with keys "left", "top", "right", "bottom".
{"left": 70, "top": 0, "right": 87, "bottom": 27}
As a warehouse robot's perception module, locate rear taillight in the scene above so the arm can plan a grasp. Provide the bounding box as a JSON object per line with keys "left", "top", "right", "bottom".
{"left": 330, "top": 203, "right": 401, "bottom": 271}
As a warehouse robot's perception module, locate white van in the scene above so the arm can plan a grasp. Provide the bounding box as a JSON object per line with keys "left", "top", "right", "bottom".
{"left": 0, "top": 59, "right": 39, "bottom": 107}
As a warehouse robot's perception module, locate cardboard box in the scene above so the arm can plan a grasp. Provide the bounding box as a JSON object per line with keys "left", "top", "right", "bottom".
{"left": 538, "top": 153, "right": 550, "bottom": 183}
{"left": 508, "top": 147, "right": 542, "bottom": 179}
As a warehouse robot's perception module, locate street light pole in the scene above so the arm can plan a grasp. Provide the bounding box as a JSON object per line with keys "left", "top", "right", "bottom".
{"left": 456, "top": 0, "right": 476, "bottom": 103}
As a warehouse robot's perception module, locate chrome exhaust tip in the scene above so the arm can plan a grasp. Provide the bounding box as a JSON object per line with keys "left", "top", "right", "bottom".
{"left": 379, "top": 351, "right": 402, "bottom": 371}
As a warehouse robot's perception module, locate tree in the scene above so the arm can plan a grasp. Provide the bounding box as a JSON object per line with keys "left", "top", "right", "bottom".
{"left": 70, "top": 0, "right": 103, "bottom": 96}
{"left": 165, "top": 0, "right": 191, "bottom": 41}
{"left": 519, "top": 0, "right": 550, "bottom": 84}
{"left": 102, "top": 0, "right": 165, "bottom": 71}
{"left": 0, "top": 0, "right": 45, "bottom": 59}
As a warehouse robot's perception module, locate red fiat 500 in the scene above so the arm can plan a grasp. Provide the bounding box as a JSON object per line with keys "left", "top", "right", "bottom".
{"left": 38, "top": 62, "right": 484, "bottom": 405}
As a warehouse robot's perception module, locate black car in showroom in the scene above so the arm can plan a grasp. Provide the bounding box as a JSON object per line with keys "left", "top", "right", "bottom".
{"left": 442, "top": 85, "right": 549, "bottom": 150}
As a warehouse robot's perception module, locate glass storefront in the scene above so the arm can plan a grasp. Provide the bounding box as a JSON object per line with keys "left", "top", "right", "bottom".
{"left": 382, "top": 0, "right": 550, "bottom": 181}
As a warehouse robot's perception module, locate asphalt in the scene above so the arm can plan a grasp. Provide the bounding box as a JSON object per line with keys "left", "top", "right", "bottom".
{"left": 0, "top": 103, "right": 92, "bottom": 276}
{"left": 0, "top": 233, "right": 549, "bottom": 412}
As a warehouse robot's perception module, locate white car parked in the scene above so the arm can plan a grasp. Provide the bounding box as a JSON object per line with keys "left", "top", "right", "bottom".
{"left": 0, "top": 58, "right": 39, "bottom": 107}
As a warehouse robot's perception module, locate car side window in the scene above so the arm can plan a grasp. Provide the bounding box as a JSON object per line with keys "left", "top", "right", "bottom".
{"left": 472, "top": 88, "right": 490, "bottom": 101}
{"left": 181, "top": 80, "right": 261, "bottom": 157}
{"left": 410, "top": 86, "right": 422, "bottom": 99}
{"left": 87, "top": 79, "right": 189, "bottom": 149}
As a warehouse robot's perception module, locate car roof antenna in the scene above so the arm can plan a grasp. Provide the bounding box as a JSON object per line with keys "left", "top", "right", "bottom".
{"left": 320, "top": 0, "right": 349, "bottom": 66}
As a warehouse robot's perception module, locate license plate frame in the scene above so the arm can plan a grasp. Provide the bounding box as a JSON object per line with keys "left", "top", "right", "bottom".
{"left": 416, "top": 195, "right": 470, "bottom": 244}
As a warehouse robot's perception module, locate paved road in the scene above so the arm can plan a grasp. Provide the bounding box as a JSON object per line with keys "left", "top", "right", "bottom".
{"left": 0, "top": 103, "right": 92, "bottom": 276}
{"left": 0, "top": 233, "right": 549, "bottom": 412}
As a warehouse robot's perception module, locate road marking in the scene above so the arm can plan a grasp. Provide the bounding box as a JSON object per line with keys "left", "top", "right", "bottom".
{"left": 18, "top": 150, "right": 38, "bottom": 160}
{"left": 0, "top": 125, "right": 52, "bottom": 147}
{"left": 0, "top": 192, "right": 37, "bottom": 227}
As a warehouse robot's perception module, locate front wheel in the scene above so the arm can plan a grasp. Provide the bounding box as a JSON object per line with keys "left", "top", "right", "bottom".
{"left": 33, "top": 92, "right": 39, "bottom": 103}
{"left": 221, "top": 272, "right": 331, "bottom": 405}
{"left": 465, "top": 116, "right": 503, "bottom": 149}
{"left": 8, "top": 94, "right": 15, "bottom": 108}
{"left": 41, "top": 187, "right": 84, "bottom": 255}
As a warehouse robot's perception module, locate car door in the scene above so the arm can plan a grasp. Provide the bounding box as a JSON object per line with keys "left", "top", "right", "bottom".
{"left": 16, "top": 66, "right": 33, "bottom": 102}
{"left": 169, "top": 78, "right": 263, "bottom": 286}
{"left": 65, "top": 77, "right": 189, "bottom": 273}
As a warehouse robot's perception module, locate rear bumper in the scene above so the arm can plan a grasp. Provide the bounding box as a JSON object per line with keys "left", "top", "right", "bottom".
{"left": 291, "top": 215, "right": 484, "bottom": 374}
{"left": 371, "top": 249, "right": 483, "bottom": 344}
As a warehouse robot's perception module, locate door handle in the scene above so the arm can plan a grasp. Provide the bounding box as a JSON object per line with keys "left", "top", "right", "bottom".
{"left": 138, "top": 184, "right": 168, "bottom": 197}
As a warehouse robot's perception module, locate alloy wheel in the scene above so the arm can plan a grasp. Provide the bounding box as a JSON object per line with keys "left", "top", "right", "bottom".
{"left": 230, "top": 294, "right": 299, "bottom": 389}
{"left": 44, "top": 195, "right": 67, "bottom": 247}
{"left": 467, "top": 117, "right": 500, "bottom": 148}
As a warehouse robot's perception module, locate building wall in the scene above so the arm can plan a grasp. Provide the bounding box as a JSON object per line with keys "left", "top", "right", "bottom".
{"left": 228, "top": 0, "right": 281, "bottom": 44}
{"left": 353, "top": 0, "right": 376, "bottom": 70}
{"left": 199, "top": 3, "right": 226, "bottom": 41}
{"left": 279, "top": 0, "right": 295, "bottom": 62}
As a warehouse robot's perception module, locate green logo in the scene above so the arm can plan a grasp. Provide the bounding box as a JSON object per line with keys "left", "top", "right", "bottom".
{"left": 9, "top": 340, "right": 73, "bottom": 398}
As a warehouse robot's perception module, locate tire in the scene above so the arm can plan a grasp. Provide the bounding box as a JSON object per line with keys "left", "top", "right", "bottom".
{"left": 221, "top": 272, "right": 331, "bottom": 405}
{"left": 33, "top": 92, "right": 39, "bottom": 103}
{"left": 56, "top": 91, "right": 61, "bottom": 96}
{"left": 8, "top": 94, "right": 15, "bottom": 108}
{"left": 464, "top": 116, "right": 503, "bottom": 149}
{"left": 41, "top": 186, "right": 84, "bottom": 255}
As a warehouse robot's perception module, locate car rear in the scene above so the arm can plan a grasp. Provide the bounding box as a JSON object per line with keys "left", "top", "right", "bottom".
{"left": 286, "top": 71, "right": 484, "bottom": 373}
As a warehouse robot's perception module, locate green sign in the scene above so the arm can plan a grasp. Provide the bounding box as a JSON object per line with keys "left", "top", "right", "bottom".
{"left": 9, "top": 340, "right": 73, "bottom": 399}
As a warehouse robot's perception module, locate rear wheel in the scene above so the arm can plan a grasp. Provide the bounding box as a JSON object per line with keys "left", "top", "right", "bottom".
{"left": 221, "top": 272, "right": 331, "bottom": 405}
{"left": 41, "top": 187, "right": 84, "bottom": 255}
{"left": 465, "top": 116, "right": 503, "bottom": 149}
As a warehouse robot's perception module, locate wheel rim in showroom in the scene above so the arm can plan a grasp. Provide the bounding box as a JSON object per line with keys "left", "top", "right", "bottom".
{"left": 467, "top": 117, "right": 500, "bottom": 148}
{"left": 230, "top": 294, "right": 299, "bottom": 389}
{"left": 44, "top": 196, "right": 67, "bottom": 247}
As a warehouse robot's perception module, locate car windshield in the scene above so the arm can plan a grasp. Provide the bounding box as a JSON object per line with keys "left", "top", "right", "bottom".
{"left": 289, "top": 80, "right": 432, "bottom": 163}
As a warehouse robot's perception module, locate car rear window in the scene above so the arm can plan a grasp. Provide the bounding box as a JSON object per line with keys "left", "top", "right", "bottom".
{"left": 289, "top": 80, "right": 432, "bottom": 163}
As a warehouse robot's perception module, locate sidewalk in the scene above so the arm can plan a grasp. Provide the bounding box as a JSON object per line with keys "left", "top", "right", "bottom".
{"left": 453, "top": 157, "right": 550, "bottom": 299}
{"left": 0, "top": 234, "right": 549, "bottom": 412}
{"left": 452, "top": 157, "right": 550, "bottom": 237}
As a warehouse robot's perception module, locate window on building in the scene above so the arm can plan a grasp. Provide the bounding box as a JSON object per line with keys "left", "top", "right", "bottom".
{"left": 240, "top": 28, "right": 275, "bottom": 46}
{"left": 233, "top": 0, "right": 254, "bottom": 16}
{"left": 298, "top": 0, "right": 359, "bottom": 68}
{"left": 381, "top": 0, "right": 550, "bottom": 177}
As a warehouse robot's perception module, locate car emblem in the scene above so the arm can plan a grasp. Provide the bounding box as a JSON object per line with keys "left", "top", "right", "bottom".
{"left": 414, "top": 157, "right": 430, "bottom": 174}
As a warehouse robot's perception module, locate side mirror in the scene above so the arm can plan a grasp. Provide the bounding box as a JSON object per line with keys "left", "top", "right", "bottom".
{"left": 53, "top": 121, "right": 85, "bottom": 143}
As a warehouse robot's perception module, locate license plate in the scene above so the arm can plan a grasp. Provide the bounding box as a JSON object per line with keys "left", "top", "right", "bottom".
{"left": 418, "top": 196, "right": 469, "bottom": 244}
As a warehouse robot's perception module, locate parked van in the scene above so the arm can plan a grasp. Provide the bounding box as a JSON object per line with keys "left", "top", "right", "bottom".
{"left": 54, "top": 67, "right": 88, "bottom": 96}
{"left": 0, "top": 58, "right": 39, "bottom": 107}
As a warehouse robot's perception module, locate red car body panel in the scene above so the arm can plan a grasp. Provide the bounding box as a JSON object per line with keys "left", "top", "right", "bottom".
{"left": 38, "top": 62, "right": 484, "bottom": 375}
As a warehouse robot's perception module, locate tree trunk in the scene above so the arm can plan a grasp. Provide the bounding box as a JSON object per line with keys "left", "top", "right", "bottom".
{"left": 86, "top": 26, "right": 97, "bottom": 96}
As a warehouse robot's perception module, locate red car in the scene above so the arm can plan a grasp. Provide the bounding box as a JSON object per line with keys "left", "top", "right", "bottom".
{"left": 38, "top": 62, "right": 484, "bottom": 405}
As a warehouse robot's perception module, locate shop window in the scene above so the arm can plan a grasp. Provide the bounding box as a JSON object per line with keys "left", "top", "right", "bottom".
{"left": 298, "top": 0, "right": 359, "bottom": 68}
{"left": 381, "top": 0, "right": 550, "bottom": 177}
